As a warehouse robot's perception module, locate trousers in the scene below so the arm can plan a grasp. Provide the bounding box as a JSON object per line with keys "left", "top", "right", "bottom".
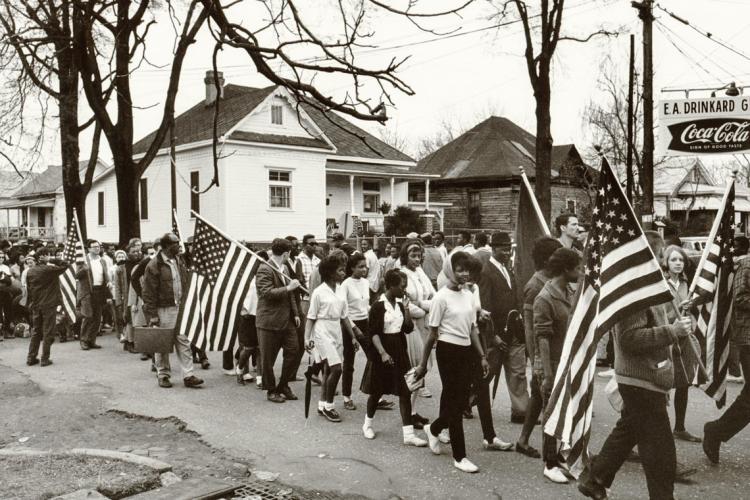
{"left": 258, "top": 325, "right": 298, "bottom": 394}
{"left": 80, "top": 286, "right": 106, "bottom": 345}
{"left": 28, "top": 306, "right": 56, "bottom": 361}
{"left": 153, "top": 306, "right": 194, "bottom": 380}
{"left": 591, "top": 384, "right": 675, "bottom": 500}
{"left": 500, "top": 343, "right": 530, "bottom": 417}
{"left": 706, "top": 345, "right": 750, "bottom": 442}
{"left": 430, "top": 341, "right": 472, "bottom": 461}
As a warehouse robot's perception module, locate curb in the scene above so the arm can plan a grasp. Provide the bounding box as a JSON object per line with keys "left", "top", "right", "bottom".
{"left": 0, "top": 447, "right": 172, "bottom": 473}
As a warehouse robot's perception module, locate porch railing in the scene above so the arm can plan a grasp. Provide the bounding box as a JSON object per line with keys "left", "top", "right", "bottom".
{"left": 0, "top": 226, "right": 55, "bottom": 240}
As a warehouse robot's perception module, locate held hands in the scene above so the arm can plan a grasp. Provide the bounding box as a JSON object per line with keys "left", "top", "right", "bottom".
{"left": 286, "top": 279, "right": 301, "bottom": 291}
{"left": 380, "top": 352, "right": 394, "bottom": 366}
{"left": 673, "top": 316, "right": 692, "bottom": 337}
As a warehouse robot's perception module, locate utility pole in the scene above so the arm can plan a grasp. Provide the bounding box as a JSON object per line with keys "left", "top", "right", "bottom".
{"left": 633, "top": 0, "right": 653, "bottom": 223}
{"left": 170, "top": 118, "right": 177, "bottom": 211}
{"left": 626, "top": 33, "right": 635, "bottom": 204}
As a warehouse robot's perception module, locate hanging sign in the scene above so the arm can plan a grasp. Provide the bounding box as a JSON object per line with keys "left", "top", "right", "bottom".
{"left": 657, "top": 95, "right": 750, "bottom": 156}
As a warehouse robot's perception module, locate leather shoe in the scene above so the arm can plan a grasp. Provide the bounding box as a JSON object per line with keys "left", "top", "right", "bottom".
{"left": 158, "top": 377, "right": 173, "bottom": 388}
{"left": 200, "top": 359, "right": 211, "bottom": 370}
{"left": 80, "top": 342, "right": 90, "bottom": 351}
{"left": 674, "top": 430, "right": 702, "bottom": 443}
{"left": 702, "top": 422, "right": 720, "bottom": 464}
{"left": 88, "top": 343, "right": 102, "bottom": 349}
{"left": 280, "top": 387, "right": 298, "bottom": 400}
{"left": 183, "top": 375, "right": 204, "bottom": 388}
{"left": 515, "top": 442, "right": 541, "bottom": 459}
{"left": 510, "top": 413, "right": 525, "bottom": 424}
{"left": 40, "top": 359, "right": 53, "bottom": 367}
{"left": 267, "top": 392, "right": 286, "bottom": 403}
{"left": 26, "top": 358, "right": 39, "bottom": 366}
{"left": 577, "top": 467, "right": 608, "bottom": 500}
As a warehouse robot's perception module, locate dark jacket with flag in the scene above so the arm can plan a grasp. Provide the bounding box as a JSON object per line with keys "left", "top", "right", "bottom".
{"left": 27, "top": 260, "right": 68, "bottom": 310}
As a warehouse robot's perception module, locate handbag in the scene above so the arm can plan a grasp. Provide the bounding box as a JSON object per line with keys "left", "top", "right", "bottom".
{"left": 404, "top": 368, "right": 425, "bottom": 392}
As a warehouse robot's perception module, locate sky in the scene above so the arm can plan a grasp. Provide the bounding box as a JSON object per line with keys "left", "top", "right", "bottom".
{"left": 6, "top": 0, "right": 750, "bottom": 171}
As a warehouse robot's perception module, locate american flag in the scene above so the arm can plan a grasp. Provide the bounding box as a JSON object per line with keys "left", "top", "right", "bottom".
{"left": 59, "top": 214, "right": 85, "bottom": 322}
{"left": 176, "top": 217, "right": 260, "bottom": 351}
{"left": 543, "top": 158, "right": 674, "bottom": 474}
{"left": 172, "top": 209, "right": 186, "bottom": 255}
{"left": 692, "top": 180, "right": 735, "bottom": 407}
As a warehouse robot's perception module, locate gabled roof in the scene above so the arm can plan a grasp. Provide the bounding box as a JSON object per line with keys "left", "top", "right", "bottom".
{"left": 653, "top": 157, "right": 714, "bottom": 196}
{"left": 11, "top": 160, "right": 107, "bottom": 198}
{"left": 414, "top": 116, "right": 581, "bottom": 180}
{"left": 132, "top": 83, "right": 414, "bottom": 163}
{"left": 0, "top": 170, "right": 26, "bottom": 197}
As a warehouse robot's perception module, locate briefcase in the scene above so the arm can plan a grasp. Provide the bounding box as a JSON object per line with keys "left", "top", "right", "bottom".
{"left": 133, "top": 327, "right": 175, "bottom": 354}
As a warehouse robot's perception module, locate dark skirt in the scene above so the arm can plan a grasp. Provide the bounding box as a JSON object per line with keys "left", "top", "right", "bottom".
{"left": 360, "top": 333, "right": 409, "bottom": 396}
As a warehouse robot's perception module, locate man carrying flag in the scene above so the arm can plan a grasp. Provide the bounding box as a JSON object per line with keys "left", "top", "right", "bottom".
{"left": 538, "top": 158, "right": 690, "bottom": 500}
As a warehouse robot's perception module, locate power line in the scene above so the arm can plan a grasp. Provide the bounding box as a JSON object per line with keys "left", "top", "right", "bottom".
{"left": 655, "top": 3, "right": 750, "bottom": 64}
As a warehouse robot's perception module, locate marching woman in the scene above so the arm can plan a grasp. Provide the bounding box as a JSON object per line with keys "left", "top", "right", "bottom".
{"left": 415, "top": 251, "right": 490, "bottom": 473}
{"left": 305, "top": 255, "right": 359, "bottom": 423}
{"left": 663, "top": 245, "right": 702, "bottom": 443}
{"left": 360, "top": 269, "right": 428, "bottom": 447}
{"left": 400, "top": 240, "right": 435, "bottom": 428}
{"left": 339, "top": 253, "right": 371, "bottom": 410}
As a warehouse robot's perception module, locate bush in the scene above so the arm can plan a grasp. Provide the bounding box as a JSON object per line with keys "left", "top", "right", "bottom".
{"left": 385, "top": 205, "right": 421, "bottom": 236}
{"left": 379, "top": 202, "right": 392, "bottom": 215}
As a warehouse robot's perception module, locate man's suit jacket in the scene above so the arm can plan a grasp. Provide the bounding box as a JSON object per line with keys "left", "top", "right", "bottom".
{"left": 76, "top": 258, "right": 110, "bottom": 317}
{"left": 478, "top": 259, "right": 519, "bottom": 344}
{"left": 256, "top": 260, "right": 299, "bottom": 331}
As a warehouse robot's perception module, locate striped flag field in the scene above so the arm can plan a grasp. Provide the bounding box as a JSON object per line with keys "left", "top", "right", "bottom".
{"left": 691, "top": 179, "right": 735, "bottom": 407}
{"left": 543, "top": 158, "right": 674, "bottom": 475}
{"left": 176, "top": 216, "right": 260, "bottom": 351}
{"left": 59, "top": 214, "right": 85, "bottom": 323}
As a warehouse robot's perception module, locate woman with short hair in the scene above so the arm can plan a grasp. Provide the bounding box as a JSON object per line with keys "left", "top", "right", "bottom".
{"left": 415, "top": 251, "right": 490, "bottom": 473}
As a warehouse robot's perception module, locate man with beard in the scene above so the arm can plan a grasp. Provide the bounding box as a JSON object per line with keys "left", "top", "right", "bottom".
{"left": 478, "top": 232, "right": 529, "bottom": 424}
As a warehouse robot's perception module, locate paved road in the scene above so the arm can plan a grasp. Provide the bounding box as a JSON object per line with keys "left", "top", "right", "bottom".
{"left": 1, "top": 334, "right": 748, "bottom": 500}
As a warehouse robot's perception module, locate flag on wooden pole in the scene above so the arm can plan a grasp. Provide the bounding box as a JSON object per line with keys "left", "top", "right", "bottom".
{"left": 59, "top": 210, "right": 86, "bottom": 322}
{"left": 514, "top": 166, "right": 552, "bottom": 305}
{"left": 177, "top": 213, "right": 260, "bottom": 351}
{"left": 543, "top": 157, "right": 674, "bottom": 475}
{"left": 689, "top": 177, "right": 736, "bottom": 407}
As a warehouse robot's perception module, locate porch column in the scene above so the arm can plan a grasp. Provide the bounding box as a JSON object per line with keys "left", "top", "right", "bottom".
{"left": 425, "top": 179, "right": 431, "bottom": 211}
{"left": 391, "top": 177, "right": 396, "bottom": 212}
{"left": 26, "top": 206, "right": 30, "bottom": 236}
{"left": 349, "top": 175, "right": 356, "bottom": 214}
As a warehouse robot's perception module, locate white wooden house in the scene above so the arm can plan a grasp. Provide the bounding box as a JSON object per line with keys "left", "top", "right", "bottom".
{"left": 86, "top": 72, "right": 436, "bottom": 243}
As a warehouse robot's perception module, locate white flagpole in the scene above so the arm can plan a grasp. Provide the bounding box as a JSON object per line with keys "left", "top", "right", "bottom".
{"left": 519, "top": 166, "right": 551, "bottom": 236}
{"left": 72, "top": 208, "right": 94, "bottom": 295}
{"left": 190, "top": 210, "right": 309, "bottom": 295}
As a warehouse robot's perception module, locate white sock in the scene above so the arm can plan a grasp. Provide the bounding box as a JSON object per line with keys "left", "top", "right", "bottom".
{"left": 363, "top": 416, "right": 373, "bottom": 429}
{"left": 402, "top": 425, "right": 414, "bottom": 438}
{"left": 318, "top": 401, "right": 325, "bottom": 411}
{"left": 344, "top": 396, "right": 352, "bottom": 403}
{"left": 324, "top": 402, "right": 335, "bottom": 411}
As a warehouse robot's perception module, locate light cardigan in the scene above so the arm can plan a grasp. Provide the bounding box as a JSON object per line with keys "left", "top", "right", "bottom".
{"left": 401, "top": 266, "right": 435, "bottom": 319}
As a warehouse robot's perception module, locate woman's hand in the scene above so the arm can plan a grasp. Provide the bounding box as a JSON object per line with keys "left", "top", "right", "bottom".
{"left": 305, "top": 339, "right": 315, "bottom": 352}
{"left": 380, "top": 352, "right": 394, "bottom": 366}
{"left": 414, "top": 365, "right": 427, "bottom": 380}
{"left": 402, "top": 295, "right": 410, "bottom": 309}
{"left": 480, "top": 357, "right": 490, "bottom": 378}
{"left": 479, "top": 309, "right": 491, "bottom": 322}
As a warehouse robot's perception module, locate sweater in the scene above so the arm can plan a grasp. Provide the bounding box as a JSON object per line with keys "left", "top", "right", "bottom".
{"left": 613, "top": 304, "right": 679, "bottom": 393}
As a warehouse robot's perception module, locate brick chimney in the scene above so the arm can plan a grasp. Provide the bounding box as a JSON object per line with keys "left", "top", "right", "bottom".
{"left": 204, "top": 70, "right": 225, "bottom": 106}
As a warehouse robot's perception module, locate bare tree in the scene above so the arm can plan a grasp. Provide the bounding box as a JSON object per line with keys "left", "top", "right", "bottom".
{"left": 492, "top": 0, "right": 617, "bottom": 222}
{"left": 0, "top": 0, "right": 103, "bottom": 237}
{"left": 378, "top": 126, "right": 412, "bottom": 157}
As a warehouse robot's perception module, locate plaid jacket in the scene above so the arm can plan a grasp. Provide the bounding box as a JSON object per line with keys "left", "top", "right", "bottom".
{"left": 733, "top": 257, "right": 750, "bottom": 345}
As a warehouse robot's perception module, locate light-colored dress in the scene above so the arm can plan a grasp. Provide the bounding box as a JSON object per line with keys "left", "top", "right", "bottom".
{"left": 308, "top": 283, "right": 348, "bottom": 366}
{"left": 402, "top": 266, "right": 436, "bottom": 367}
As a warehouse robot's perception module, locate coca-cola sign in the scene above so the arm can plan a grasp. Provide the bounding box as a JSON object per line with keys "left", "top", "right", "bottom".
{"left": 658, "top": 96, "right": 750, "bottom": 156}
{"left": 667, "top": 118, "right": 750, "bottom": 153}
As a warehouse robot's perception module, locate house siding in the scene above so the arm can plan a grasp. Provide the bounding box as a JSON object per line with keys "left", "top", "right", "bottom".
{"left": 234, "top": 94, "right": 317, "bottom": 139}
{"left": 410, "top": 180, "right": 592, "bottom": 235}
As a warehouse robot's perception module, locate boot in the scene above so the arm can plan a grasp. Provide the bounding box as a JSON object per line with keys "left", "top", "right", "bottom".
{"left": 402, "top": 425, "right": 427, "bottom": 447}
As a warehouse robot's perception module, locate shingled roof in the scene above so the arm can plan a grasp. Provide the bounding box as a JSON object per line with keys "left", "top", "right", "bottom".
{"left": 414, "top": 116, "right": 581, "bottom": 181}
{"left": 132, "top": 84, "right": 414, "bottom": 163}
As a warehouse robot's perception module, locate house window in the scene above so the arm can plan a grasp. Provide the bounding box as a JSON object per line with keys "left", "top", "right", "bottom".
{"left": 468, "top": 190, "right": 481, "bottom": 227}
{"left": 97, "top": 191, "right": 105, "bottom": 226}
{"left": 190, "top": 171, "right": 200, "bottom": 215}
{"left": 139, "top": 178, "right": 148, "bottom": 220}
{"left": 269, "top": 169, "right": 292, "bottom": 209}
{"left": 271, "top": 105, "right": 283, "bottom": 125}
{"left": 566, "top": 199, "right": 577, "bottom": 214}
{"left": 362, "top": 181, "right": 381, "bottom": 214}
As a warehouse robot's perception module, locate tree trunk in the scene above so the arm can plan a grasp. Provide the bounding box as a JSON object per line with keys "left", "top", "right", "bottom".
{"left": 112, "top": 152, "right": 141, "bottom": 246}
{"left": 534, "top": 66, "right": 553, "bottom": 225}
{"left": 57, "top": 62, "right": 88, "bottom": 239}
